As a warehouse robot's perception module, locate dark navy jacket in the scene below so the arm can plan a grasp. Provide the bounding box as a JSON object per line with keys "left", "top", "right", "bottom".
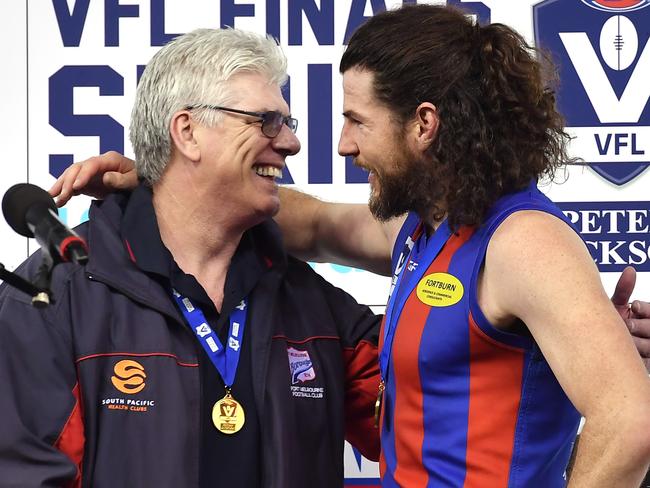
{"left": 0, "top": 193, "right": 381, "bottom": 487}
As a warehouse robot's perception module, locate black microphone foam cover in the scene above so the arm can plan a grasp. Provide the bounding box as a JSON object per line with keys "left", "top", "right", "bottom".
{"left": 2, "top": 183, "right": 58, "bottom": 238}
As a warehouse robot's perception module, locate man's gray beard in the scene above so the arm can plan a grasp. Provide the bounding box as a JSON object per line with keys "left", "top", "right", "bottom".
{"left": 368, "top": 159, "right": 440, "bottom": 223}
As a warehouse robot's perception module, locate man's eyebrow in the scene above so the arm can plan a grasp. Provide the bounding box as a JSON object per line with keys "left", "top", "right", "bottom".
{"left": 342, "top": 110, "right": 365, "bottom": 121}
{"left": 255, "top": 107, "right": 291, "bottom": 116}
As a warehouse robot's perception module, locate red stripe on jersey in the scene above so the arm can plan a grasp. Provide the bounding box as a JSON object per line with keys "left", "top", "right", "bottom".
{"left": 55, "top": 383, "right": 85, "bottom": 487}
{"left": 464, "top": 312, "right": 525, "bottom": 487}
{"left": 391, "top": 228, "right": 472, "bottom": 486}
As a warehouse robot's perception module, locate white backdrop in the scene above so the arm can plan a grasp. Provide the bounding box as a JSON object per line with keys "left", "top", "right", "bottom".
{"left": 1, "top": 0, "right": 649, "bottom": 485}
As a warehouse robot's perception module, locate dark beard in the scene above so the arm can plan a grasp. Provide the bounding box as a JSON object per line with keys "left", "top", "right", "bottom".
{"left": 368, "top": 157, "right": 442, "bottom": 223}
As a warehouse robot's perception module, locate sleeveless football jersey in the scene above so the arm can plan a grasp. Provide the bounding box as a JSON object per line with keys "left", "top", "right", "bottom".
{"left": 379, "top": 182, "right": 581, "bottom": 487}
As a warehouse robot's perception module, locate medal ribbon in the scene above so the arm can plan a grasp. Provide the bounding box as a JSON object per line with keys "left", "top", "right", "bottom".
{"left": 379, "top": 219, "right": 452, "bottom": 383}
{"left": 173, "top": 290, "right": 247, "bottom": 388}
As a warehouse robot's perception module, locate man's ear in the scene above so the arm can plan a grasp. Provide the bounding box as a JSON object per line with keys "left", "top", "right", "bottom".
{"left": 413, "top": 102, "right": 439, "bottom": 152}
{"left": 169, "top": 110, "right": 201, "bottom": 162}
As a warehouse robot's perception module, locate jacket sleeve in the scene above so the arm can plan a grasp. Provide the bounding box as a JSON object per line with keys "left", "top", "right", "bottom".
{"left": 342, "top": 329, "right": 381, "bottom": 462}
{"left": 0, "top": 266, "right": 83, "bottom": 487}
{"left": 322, "top": 278, "right": 382, "bottom": 462}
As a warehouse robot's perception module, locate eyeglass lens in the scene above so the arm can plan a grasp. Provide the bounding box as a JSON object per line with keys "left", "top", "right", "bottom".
{"left": 262, "top": 112, "right": 297, "bottom": 137}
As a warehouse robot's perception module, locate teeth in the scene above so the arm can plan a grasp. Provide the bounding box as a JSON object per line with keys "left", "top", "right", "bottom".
{"left": 254, "top": 165, "right": 283, "bottom": 178}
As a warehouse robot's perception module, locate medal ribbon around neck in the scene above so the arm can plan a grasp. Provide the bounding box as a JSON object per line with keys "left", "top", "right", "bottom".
{"left": 173, "top": 290, "right": 248, "bottom": 434}
{"left": 379, "top": 219, "right": 452, "bottom": 384}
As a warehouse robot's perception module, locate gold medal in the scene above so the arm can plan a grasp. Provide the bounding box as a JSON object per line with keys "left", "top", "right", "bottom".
{"left": 212, "top": 390, "right": 245, "bottom": 434}
{"left": 374, "top": 380, "right": 385, "bottom": 428}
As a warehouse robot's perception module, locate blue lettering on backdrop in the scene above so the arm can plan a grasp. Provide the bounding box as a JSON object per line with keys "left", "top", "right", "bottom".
{"left": 52, "top": 0, "right": 91, "bottom": 47}
{"left": 151, "top": 0, "right": 181, "bottom": 46}
{"left": 594, "top": 133, "right": 646, "bottom": 156}
{"left": 446, "top": 0, "right": 491, "bottom": 25}
{"left": 48, "top": 66, "right": 124, "bottom": 178}
{"left": 266, "top": 0, "right": 281, "bottom": 41}
{"left": 288, "top": 0, "right": 334, "bottom": 46}
{"left": 308, "top": 64, "right": 332, "bottom": 183}
{"left": 560, "top": 201, "right": 650, "bottom": 272}
{"left": 48, "top": 0, "right": 407, "bottom": 185}
{"left": 136, "top": 65, "right": 147, "bottom": 84}
{"left": 220, "top": 0, "right": 255, "bottom": 28}
{"left": 344, "top": 0, "right": 386, "bottom": 44}
{"left": 346, "top": 155, "right": 367, "bottom": 183}
{"left": 279, "top": 80, "right": 296, "bottom": 184}
{"left": 105, "top": 0, "right": 140, "bottom": 46}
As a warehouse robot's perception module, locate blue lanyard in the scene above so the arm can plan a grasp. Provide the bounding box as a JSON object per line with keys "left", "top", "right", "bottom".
{"left": 173, "top": 290, "right": 247, "bottom": 388}
{"left": 379, "top": 219, "right": 452, "bottom": 383}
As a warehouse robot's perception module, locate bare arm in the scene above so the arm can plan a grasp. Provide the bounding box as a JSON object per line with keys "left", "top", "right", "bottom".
{"left": 277, "top": 187, "right": 403, "bottom": 276}
{"left": 483, "top": 211, "right": 650, "bottom": 487}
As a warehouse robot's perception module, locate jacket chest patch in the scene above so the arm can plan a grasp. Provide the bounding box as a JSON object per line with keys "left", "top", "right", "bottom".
{"left": 287, "top": 347, "right": 324, "bottom": 399}
{"left": 100, "top": 359, "right": 156, "bottom": 413}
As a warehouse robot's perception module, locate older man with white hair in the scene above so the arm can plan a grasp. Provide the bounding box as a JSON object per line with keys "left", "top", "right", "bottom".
{"left": 0, "top": 28, "right": 380, "bottom": 487}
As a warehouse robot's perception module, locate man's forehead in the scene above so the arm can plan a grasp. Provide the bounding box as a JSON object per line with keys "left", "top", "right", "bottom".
{"left": 342, "top": 68, "right": 380, "bottom": 114}
{"left": 343, "top": 68, "right": 376, "bottom": 99}
{"left": 226, "top": 73, "right": 290, "bottom": 113}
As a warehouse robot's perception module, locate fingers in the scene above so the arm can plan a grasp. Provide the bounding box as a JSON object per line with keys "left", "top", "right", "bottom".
{"left": 626, "top": 313, "right": 650, "bottom": 340}
{"left": 610, "top": 266, "right": 636, "bottom": 310}
{"left": 47, "top": 151, "right": 133, "bottom": 206}
{"left": 102, "top": 170, "right": 138, "bottom": 191}
{"left": 623, "top": 299, "right": 650, "bottom": 372}
{"left": 630, "top": 300, "right": 650, "bottom": 323}
{"left": 49, "top": 163, "right": 84, "bottom": 207}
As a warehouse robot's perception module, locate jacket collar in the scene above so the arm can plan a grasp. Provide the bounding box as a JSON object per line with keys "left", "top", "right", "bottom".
{"left": 83, "top": 191, "right": 288, "bottom": 320}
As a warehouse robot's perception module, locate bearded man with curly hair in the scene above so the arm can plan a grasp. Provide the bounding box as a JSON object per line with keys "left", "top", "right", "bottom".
{"left": 284, "top": 5, "right": 650, "bottom": 487}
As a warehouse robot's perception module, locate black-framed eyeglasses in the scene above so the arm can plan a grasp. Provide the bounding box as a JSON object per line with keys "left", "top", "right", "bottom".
{"left": 186, "top": 104, "right": 298, "bottom": 138}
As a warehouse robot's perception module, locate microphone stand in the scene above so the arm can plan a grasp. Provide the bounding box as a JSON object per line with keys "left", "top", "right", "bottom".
{"left": 0, "top": 259, "right": 53, "bottom": 308}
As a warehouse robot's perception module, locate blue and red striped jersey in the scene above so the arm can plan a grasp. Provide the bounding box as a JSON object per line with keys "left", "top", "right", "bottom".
{"left": 379, "top": 182, "right": 581, "bottom": 487}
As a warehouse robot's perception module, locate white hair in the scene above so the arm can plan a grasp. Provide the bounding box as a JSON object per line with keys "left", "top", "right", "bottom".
{"left": 129, "top": 28, "right": 288, "bottom": 185}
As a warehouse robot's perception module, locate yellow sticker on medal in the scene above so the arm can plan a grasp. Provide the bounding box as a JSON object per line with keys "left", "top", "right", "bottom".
{"left": 212, "top": 392, "right": 245, "bottom": 434}
{"left": 416, "top": 272, "right": 464, "bottom": 307}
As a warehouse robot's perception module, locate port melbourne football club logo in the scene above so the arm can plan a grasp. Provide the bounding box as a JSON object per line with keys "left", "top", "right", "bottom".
{"left": 287, "top": 347, "right": 316, "bottom": 385}
{"left": 534, "top": 0, "right": 650, "bottom": 185}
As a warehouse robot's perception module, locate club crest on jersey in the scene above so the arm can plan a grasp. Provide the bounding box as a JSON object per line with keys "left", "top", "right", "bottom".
{"left": 287, "top": 347, "right": 316, "bottom": 384}
{"left": 534, "top": 0, "right": 650, "bottom": 185}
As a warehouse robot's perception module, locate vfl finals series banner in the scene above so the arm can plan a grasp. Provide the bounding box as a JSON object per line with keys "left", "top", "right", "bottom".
{"left": 0, "top": 1, "right": 649, "bottom": 485}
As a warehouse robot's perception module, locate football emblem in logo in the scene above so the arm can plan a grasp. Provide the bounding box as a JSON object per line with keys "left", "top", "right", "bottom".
{"left": 600, "top": 15, "right": 638, "bottom": 70}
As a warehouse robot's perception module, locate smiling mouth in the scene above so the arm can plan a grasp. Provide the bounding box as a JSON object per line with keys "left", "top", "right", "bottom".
{"left": 253, "top": 164, "right": 283, "bottom": 179}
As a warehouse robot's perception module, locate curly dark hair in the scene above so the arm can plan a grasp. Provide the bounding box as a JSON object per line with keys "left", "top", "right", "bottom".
{"left": 340, "top": 4, "right": 576, "bottom": 229}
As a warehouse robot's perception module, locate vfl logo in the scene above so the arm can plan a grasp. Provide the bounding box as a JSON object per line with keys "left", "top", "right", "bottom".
{"left": 287, "top": 347, "right": 316, "bottom": 385}
{"left": 195, "top": 323, "right": 211, "bottom": 338}
{"left": 534, "top": 0, "right": 650, "bottom": 185}
{"left": 228, "top": 337, "right": 240, "bottom": 351}
{"left": 111, "top": 360, "right": 146, "bottom": 394}
{"left": 220, "top": 399, "right": 238, "bottom": 418}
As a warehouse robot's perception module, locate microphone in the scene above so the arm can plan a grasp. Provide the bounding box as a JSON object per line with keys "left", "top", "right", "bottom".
{"left": 2, "top": 183, "right": 89, "bottom": 265}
